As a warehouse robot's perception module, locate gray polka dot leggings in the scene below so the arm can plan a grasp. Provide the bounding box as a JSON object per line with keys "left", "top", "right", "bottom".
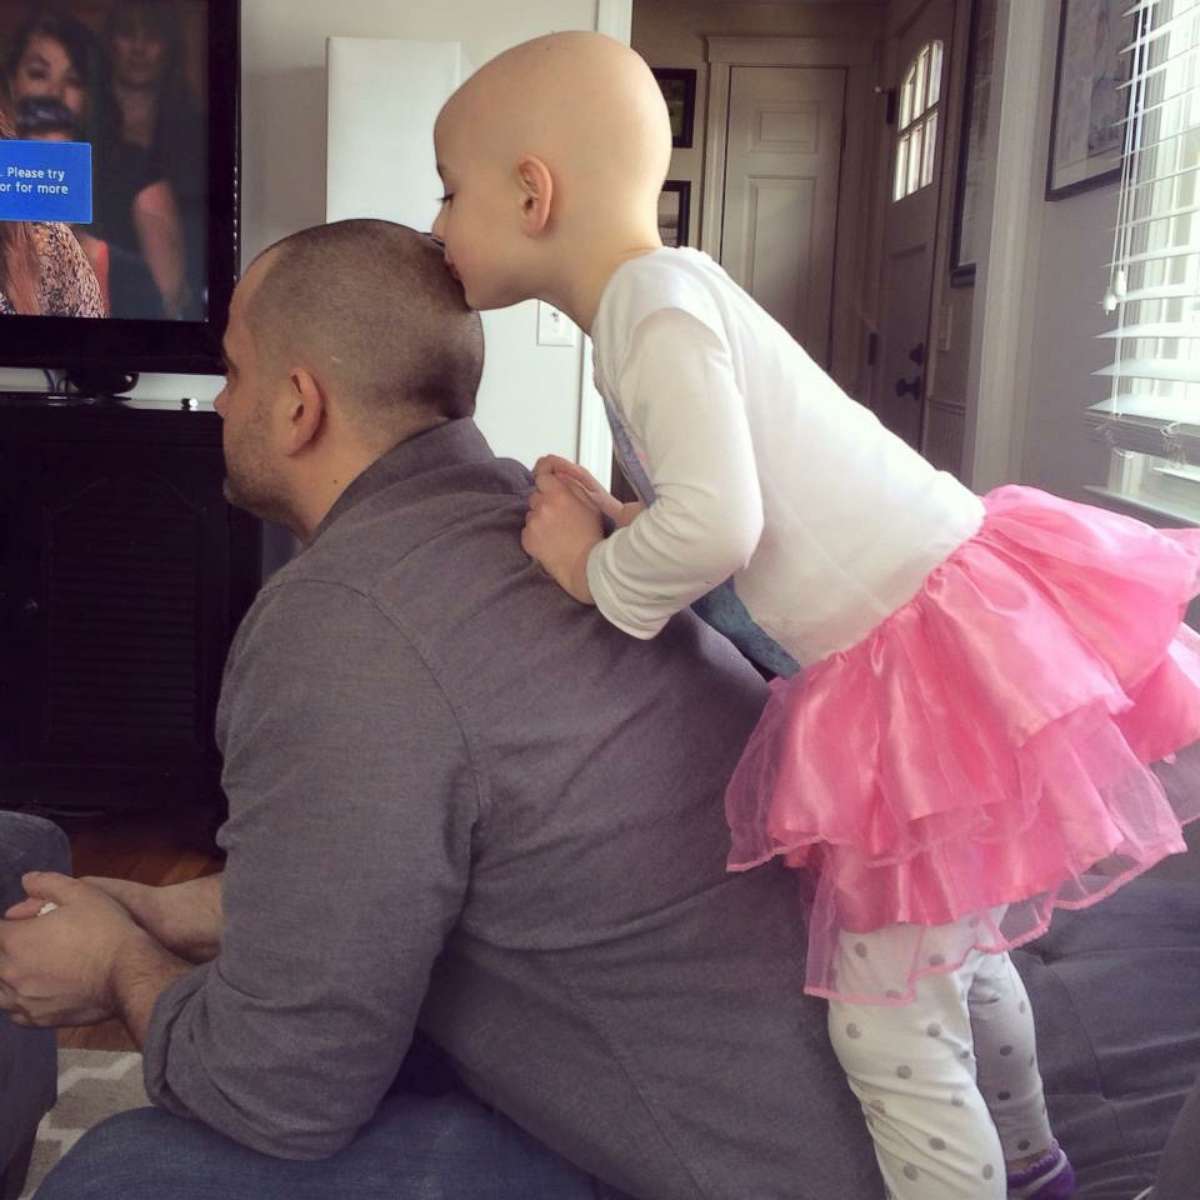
{"left": 828, "top": 920, "right": 1053, "bottom": 1200}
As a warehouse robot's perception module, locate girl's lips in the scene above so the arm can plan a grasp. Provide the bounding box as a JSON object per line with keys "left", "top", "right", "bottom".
{"left": 445, "top": 260, "right": 461, "bottom": 281}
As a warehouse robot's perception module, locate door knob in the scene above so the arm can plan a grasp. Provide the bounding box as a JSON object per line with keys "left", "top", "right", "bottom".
{"left": 896, "top": 375, "right": 922, "bottom": 400}
{"left": 909, "top": 343, "right": 926, "bottom": 367}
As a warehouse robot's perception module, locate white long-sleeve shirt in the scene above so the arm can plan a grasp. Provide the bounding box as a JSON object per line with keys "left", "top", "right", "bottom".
{"left": 587, "top": 249, "right": 984, "bottom": 671}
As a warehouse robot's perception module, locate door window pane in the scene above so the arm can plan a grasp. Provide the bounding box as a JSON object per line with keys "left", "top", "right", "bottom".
{"left": 908, "top": 123, "right": 924, "bottom": 195}
{"left": 895, "top": 133, "right": 910, "bottom": 201}
{"left": 928, "top": 41, "right": 944, "bottom": 107}
{"left": 922, "top": 112, "right": 939, "bottom": 188}
{"left": 893, "top": 40, "right": 945, "bottom": 201}
{"left": 900, "top": 66, "right": 916, "bottom": 129}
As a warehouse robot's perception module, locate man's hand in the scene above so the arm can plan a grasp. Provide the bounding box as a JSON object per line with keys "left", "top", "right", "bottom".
{"left": 81, "top": 875, "right": 223, "bottom": 965}
{"left": 0, "top": 873, "right": 189, "bottom": 1035}
{"left": 522, "top": 472, "right": 603, "bottom": 604}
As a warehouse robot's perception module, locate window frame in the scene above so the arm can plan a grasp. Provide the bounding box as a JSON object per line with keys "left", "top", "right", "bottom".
{"left": 1091, "top": 0, "right": 1200, "bottom": 519}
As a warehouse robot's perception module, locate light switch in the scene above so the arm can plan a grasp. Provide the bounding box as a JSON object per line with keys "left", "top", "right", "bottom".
{"left": 537, "top": 302, "right": 579, "bottom": 347}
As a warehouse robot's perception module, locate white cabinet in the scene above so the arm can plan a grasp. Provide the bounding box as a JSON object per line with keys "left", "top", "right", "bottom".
{"left": 326, "top": 38, "right": 463, "bottom": 232}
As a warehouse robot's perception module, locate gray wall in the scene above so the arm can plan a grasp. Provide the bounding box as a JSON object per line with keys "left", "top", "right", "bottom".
{"left": 1020, "top": 181, "right": 1117, "bottom": 501}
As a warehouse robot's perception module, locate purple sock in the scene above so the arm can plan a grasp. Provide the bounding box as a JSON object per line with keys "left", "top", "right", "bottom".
{"left": 1006, "top": 1142, "right": 1076, "bottom": 1198}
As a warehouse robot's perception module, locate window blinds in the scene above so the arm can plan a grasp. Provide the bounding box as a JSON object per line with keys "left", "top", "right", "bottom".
{"left": 1093, "top": 0, "right": 1200, "bottom": 463}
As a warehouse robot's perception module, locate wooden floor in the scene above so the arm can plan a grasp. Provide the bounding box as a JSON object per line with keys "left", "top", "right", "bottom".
{"left": 55, "top": 811, "right": 223, "bottom": 1052}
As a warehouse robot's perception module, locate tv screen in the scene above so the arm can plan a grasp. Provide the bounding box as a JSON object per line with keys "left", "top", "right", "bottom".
{"left": 0, "top": 0, "right": 238, "bottom": 377}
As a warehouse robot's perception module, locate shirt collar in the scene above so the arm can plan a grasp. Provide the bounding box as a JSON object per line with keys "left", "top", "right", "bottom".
{"left": 309, "top": 418, "right": 496, "bottom": 544}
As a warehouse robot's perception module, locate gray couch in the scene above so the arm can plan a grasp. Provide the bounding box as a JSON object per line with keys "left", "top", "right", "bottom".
{"left": 0, "top": 813, "right": 68, "bottom": 1200}
{"left": 1013, "top": 875, "right": 1200, "bottom": 1197}
{"left": 1, "top": 808, "right": 1197, "bottom": 1199}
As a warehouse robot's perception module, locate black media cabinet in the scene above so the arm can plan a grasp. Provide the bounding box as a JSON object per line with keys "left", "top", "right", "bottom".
{"left": 0, "top": 393, "right": 261, "bottom": 834}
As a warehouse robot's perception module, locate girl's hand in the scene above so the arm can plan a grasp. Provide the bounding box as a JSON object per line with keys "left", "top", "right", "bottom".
{"left": 533, "top": 455, "right": 625, "bottom": 523}
{"left": 523, "top": 473, "right": 603, "bottom": 604}
{"left": 614, "top": 501, "right": 645, "bottom": 528}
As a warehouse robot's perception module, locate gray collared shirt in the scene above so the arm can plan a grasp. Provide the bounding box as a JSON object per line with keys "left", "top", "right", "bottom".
{"left": 143, "top": 419, "right": 878, "bottom": 1200}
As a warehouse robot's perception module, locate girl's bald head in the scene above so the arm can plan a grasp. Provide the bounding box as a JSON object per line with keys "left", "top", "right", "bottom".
{"left": 246, "top": 220, "right": 484, "bottom": 441}
{"left": 436, "top": 32, "right": 671, "bottom": 232}
{"left": 431, "top": 33, "right": 672, "bottom": 322}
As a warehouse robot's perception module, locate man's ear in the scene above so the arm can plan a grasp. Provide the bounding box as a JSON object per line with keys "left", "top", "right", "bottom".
{"left": 516, "top": 154, "right": 553, "bottom": 236}
{"left": 280, "top": 368, "right": 325, "bottom": 456}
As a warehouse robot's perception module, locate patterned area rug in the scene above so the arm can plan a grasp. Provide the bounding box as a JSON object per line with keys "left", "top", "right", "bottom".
{"left": 20, "top": 1049, "right": 147, "bottom": 1199}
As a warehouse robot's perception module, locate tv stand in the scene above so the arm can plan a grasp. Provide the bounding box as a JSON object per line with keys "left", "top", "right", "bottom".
{"left": 0, "top": 392, "right": 261, "bottom": 839}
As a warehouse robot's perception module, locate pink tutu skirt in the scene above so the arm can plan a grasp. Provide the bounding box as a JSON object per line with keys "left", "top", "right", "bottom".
{"left": 724, "top": 485, "right": 1200, "bottom": 1004}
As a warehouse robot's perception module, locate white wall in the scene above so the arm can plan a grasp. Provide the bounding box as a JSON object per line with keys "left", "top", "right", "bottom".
{"left": 3, "top": 0, "right": 612, "bottom": 474}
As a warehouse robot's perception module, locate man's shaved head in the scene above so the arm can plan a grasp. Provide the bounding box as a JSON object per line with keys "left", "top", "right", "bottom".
{"left": 245, "top": 220, "right": 484, "bottom": 444}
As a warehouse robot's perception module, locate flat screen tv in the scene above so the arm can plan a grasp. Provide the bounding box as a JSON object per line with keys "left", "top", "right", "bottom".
{"left": 0, "top": 0, "right": 238, "bottom": 386}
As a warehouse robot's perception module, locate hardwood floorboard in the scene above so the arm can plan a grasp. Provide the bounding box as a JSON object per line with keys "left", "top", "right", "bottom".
{"left": 66, "top": 811, "right": 224, "bottom": 885}
{"left": 53, "top": 810, "right": 223, "bottom": 1052}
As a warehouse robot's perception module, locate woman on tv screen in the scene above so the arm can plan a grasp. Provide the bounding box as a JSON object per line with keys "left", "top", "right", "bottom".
{"left": 106, "top": 0, "right": 205, "bottom": 318}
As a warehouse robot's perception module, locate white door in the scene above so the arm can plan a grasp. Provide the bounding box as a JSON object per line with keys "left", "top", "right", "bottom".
{"left": 874, "top": 0, "right": 954, "bottom": 448}
{"left": 721, "top": 66, "right": 846, "bottom": 370}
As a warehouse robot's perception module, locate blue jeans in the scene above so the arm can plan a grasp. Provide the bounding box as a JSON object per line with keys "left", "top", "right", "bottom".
{"left": 34, "top": 1089, "right": 629, "bottom": 1199}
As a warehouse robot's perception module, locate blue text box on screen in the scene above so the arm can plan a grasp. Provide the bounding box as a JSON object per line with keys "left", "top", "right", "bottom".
{"left": 0, "top": 141, "right": 93, "bottom": 224}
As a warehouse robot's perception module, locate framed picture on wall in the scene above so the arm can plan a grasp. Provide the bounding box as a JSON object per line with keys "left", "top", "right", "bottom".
{"left": 652, "top": 68, "right": 697, "bottom": 149}
{"left": 1046, "top": 0, "right": 1134, "bottom": 200}
{"left": 658, "top": 180, "right": 691, "bottom": 248}
{"left": 951, "top": 0, "right": 997, "bottom": 285}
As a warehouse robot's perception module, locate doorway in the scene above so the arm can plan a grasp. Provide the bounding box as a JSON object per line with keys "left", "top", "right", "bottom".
{"left": 872, "top": 0, "right": 957, "bottom": 450}
{"left": 701, "top": 36, "right": 880, "bottom": 397}
{"left": 718, "top": 65, "right": 846, "bottom": 370}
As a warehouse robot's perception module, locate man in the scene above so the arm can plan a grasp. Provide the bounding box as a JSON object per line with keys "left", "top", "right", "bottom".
{"left": 0, "top": 220, "right": 880, "bottom": 1199}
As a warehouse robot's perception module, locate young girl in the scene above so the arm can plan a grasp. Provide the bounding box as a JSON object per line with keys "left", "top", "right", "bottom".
{"left": 432, "top": 32, "right": 1200, "bottom": 1199}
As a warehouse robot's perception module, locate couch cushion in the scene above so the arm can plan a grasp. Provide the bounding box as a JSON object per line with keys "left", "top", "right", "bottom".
{"left": 0, "top": 811, "right": 71, "bottom": 1178}
{"left": 0, "top": 811, "right": 71, "bottom": 910}
{"left": 1014, "top": 876, "right": 1200, "bottom": 1199}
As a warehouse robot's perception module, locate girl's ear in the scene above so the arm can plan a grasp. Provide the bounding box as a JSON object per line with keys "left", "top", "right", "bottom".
{"left": 516, "top": 155, "right": 554, "bottom": 236}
